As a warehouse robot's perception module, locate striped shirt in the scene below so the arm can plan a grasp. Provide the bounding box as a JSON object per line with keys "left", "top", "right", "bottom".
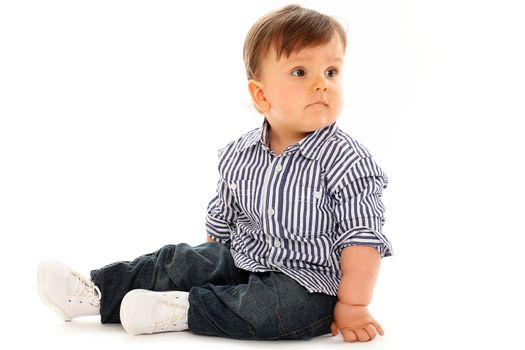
{"left": 205, "top": 117, "right": 393, "bottom": 296}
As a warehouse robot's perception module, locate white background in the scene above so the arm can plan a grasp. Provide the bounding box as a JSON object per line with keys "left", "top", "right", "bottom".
{"left": 1, "top": 0, "right": 524, "bottom": 348}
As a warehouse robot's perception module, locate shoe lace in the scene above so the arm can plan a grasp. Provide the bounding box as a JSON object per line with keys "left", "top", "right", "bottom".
{"left": 71, "top": 270, "right": 102, "bottom": 306}
{"left": 156, "top": 297, "right": 189, "bottom": 331}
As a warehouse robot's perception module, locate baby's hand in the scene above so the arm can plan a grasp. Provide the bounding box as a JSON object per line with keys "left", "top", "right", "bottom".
{"left": 330, "top": 301, "right": 384, "bottom": 342}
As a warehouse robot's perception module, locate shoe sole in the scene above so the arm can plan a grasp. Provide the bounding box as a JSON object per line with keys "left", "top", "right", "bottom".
{"left": 120, "top": 289, "right": 152, "bottom": 335}
{"left": 37, "top": 261, "right": 73, "bottom": 322}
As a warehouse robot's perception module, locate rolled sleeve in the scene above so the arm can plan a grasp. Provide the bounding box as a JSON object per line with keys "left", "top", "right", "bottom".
{"left": 206, "top": 177, "right": 237, "bottom": 245}
{"left": 332, "top": 157, "right": 393, "bottom": 258}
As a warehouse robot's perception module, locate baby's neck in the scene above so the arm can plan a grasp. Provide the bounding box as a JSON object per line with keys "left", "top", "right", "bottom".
{"left": 268, "top": 126, "right": 311, "bottom": 156}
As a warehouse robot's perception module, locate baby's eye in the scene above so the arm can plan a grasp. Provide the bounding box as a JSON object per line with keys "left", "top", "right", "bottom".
{"left": 325, "top": 68, "right": 338, "bottom": 78}
{"left": 291, "top": 69, "right": 306, "bottom": 77}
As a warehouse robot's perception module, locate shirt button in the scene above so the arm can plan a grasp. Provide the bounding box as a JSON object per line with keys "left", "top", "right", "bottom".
{"left": 275, "top": 164, "right": 283, "bottom": 172}
{"left": 229, "top": 183, "right": 237, "bottom": 190}
{"left": 314, "top": 190, "right": 322, "bottom": 199}
{"left": 268, "top": 208, "right": 275, "bottom": 215}
{"left": 274, "top": 240, "right": 281, "bottom": 247}
{"left": 275, "top": 261, "right": 283, "bottom": 268}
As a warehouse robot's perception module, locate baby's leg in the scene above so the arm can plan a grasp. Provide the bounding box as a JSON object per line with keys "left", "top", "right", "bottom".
{"left": 187, "top": 271, "right": 338, "bottom": 340}
{"left": 90, "top": 242, "right": 250, "bottom": 324}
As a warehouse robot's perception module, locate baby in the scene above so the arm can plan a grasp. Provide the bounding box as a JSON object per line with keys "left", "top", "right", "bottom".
{"left": 37, "top": 4, "right": 393, "bottom": 342}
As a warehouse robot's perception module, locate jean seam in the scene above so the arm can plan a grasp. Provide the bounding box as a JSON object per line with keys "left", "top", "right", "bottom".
{"left": 273, "top": 282, "right": 287, "bottom": 336}
{"left": 266, "top": 314, "right": 333, "bottom": 340}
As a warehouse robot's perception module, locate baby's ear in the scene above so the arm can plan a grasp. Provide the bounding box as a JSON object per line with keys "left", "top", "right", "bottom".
{"left": 247, "top": 79, "right": 269, "bottom": 113}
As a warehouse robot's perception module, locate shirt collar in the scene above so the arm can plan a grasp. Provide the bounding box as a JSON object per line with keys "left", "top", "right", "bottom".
{"left": 237, "top": 117, "right": 339, "bottom": 160}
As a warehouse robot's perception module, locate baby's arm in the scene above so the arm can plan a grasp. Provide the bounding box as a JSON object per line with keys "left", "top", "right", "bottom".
{"left": 331, "top": 245, "right": 384, "bottom": 342}
{"left": 338, "top": 246, "right": 380, "bottom": 305}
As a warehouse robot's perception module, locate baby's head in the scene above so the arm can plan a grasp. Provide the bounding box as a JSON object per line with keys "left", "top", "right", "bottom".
{"left": 243, "top": 4, "right": 347, "bottom": 135}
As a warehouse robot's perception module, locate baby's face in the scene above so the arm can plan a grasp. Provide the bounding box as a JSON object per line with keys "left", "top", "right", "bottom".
{"left": 256, "top": 32, "right": 344, "bottom": 135}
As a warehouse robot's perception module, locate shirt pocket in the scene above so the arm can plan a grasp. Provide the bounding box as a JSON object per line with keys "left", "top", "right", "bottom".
{"left": 227, "top": 179, "right": 258, "bottom": 220}
{"left": 296, "top": 185, "right": 323, "bottom": 204}
{"left": 292, "top": 185, "right": 332, "bottom": 236}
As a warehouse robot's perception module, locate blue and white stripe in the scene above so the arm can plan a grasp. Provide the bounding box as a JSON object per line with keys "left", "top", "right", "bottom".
{"left": 205, "top": 117, "right": 393, "bottom": 296}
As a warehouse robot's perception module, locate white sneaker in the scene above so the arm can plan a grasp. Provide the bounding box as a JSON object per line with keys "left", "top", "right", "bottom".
{"left": 120, "top": 289, "right": 190, "bottom": 335}
{"left": 37, "top": 259, "right": 101, "bottom": 321}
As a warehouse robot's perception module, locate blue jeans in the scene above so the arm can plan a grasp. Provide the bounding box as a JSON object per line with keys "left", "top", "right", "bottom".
{"left": 90, "top": 242, "right": 338, "bottom": 340}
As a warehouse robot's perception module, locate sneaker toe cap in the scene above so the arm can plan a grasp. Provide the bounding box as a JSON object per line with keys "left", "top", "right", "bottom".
{"left": 120, "top": 290, "right": 158, "bottom": 335}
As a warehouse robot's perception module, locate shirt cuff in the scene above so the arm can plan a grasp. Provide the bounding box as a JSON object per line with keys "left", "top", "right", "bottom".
{"left": 335, "top": 226, "right": 393, "bottom": 258}
{"left": 205, "top": 214, "right": 232, "bottom": 245}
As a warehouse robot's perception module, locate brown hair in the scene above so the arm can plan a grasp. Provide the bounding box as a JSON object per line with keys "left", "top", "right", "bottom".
{"left": 243, "top": 4, "right": 347, "bottom": 82}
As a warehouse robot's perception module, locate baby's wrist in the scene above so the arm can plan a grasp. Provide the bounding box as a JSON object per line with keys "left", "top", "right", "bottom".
{"left": 338, "top": 299, "right": 369, "bottom": 307}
